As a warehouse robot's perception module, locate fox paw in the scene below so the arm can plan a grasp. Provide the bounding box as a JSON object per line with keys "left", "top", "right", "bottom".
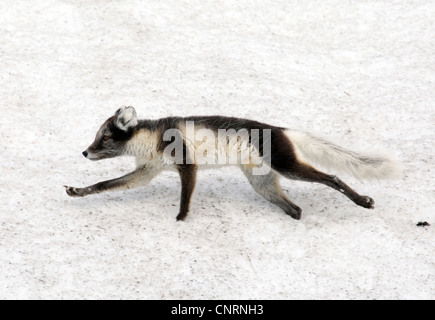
{"left": 360, "top": 196, "right": 375, "bottom": 209}
{"left": 64, "top": 185, "right": 84, "bottom": 197}
{"left": 176, "top": 212, "right": 187, "bottom": 221}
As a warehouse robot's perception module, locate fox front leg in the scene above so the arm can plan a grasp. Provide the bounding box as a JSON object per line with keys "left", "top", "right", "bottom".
{"left": 175, "top": 164, "right": 198, "bottom": 221}
{"left": 64, "top": 177, "right": 133, "bottom": 197}
{"left": 64, "top": 165, "right": 161, "bottom": 197}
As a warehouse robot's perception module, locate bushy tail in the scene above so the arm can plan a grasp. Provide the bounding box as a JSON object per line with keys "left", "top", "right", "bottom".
{"left": 286, "top": 130, "right": 403, "bottom": 180}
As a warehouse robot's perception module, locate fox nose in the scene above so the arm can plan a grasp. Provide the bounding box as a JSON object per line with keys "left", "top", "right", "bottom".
{"left": 82, "top": 151, "right": 88, "bottom": 158}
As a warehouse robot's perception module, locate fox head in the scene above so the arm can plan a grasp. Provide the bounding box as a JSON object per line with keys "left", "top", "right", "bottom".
{"left": 82, "top": 106, "right": 138, "bottom": 161}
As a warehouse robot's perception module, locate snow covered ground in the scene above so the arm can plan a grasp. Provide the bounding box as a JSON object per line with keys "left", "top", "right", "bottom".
{"left": 0, "top": 0, "right": 434, "bottom": 299}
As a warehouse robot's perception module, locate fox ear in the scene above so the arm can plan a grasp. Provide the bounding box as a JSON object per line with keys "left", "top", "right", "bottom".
{"left": 115, "top": 106, "right": 138, "bottom": 131}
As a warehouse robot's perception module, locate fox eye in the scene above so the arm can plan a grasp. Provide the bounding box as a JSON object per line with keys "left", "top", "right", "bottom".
{"left": 103, "top": 135, "right": 110, "bottom": 141}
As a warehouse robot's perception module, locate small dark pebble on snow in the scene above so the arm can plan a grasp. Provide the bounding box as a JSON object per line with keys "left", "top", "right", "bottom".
{"left": 416, "top": 221, "right": 430, "bottom": 227}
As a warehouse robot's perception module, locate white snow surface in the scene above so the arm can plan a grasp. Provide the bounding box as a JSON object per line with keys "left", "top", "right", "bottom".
{"left": 0, "top": 0, "right": 434, "bottom": 299}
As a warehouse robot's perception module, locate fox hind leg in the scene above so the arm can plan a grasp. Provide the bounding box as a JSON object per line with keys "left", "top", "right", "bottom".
{"left": 276, "top": 162, "right": 375, "bottom": 209}
{"left": 241, "top": 165, "right": 302, "bottom": 220}
{"left": 269, "top": 130, "right": 374, "bottom": 210}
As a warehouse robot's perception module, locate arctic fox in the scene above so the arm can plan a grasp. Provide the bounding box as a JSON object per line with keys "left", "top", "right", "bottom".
{"left": 65, "top": 106, "right": 402, "bottom": 221}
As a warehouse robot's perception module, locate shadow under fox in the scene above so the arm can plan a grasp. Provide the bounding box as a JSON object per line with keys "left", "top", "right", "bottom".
{"left": 65, "top": 106, "right": 402, "bottom": 221}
